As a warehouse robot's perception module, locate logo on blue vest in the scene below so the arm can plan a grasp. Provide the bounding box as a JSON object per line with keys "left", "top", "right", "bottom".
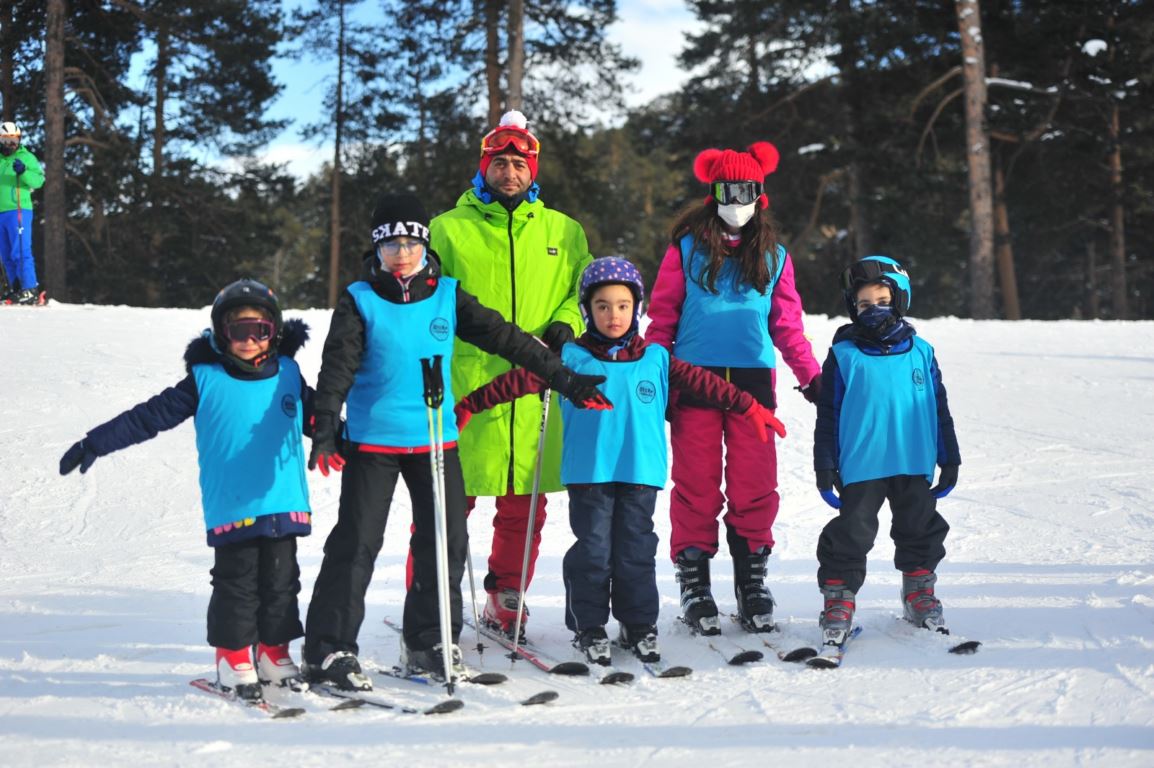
{"left": 281, "top": 394, "right": 297, "bottom": 417}
{"left": 429, "top": 317, "right": 450, "bottom": 341}
{"left": 912, "top": 369, "right": 925, "bottom": 390}
{"left": 636, "top": 380, "right": 656, "bottom": 403}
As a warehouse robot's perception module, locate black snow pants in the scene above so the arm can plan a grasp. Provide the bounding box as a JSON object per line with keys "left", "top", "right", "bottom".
{"left": 303, "top": 447, "right": 467, "bottom": 664}
{"left": 816, "top": 474, "right": 949, "bottom": 594}
{"left": 207, "top": 535, "right": 303, "bottom": 649}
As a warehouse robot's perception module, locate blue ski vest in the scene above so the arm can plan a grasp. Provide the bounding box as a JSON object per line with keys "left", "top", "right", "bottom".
{"left": 560, "top": 343, "right": 669, "bottom": 487}
{"left": 345, "top": 278, "right": 459, "bottom": 447}
{"left": 672, "top": 235, "right": 786, "bottom": 368}
{"left": 833, "top": 336, "right": 939, "bottom": 484}
{"left": 192, "top": 358, "right": 311, "bottom": 530}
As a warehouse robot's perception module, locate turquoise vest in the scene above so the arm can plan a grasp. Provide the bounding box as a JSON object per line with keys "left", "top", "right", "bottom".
{"left": 345, "top": 279, "right": 459, "bottom": 447}
{"left": 833, "top": 336, "right": 939, "bottom": 484}
{"left": 560, "top": 343, "right": 669, "bottom": 487}
{"left": 673, "top": 235, "right": 786, "bottom": 368}
{"left": 192, "top": 358, "right": 310, "bottom": 530}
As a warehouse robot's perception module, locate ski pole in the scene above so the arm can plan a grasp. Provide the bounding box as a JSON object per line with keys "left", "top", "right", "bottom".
{"left": 421, "top": 355, "right": 456, "bottom": 695}
{"left": 464, "top": 541, "right": 484, "bottom": 659}
{"left": 509, "top": 388, "right": 551, "bottom": 662}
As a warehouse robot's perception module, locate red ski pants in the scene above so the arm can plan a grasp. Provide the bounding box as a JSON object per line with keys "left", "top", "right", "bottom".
{"left": 668, "top": 403, "right": 780, "bottom": 560}
{"left": 407, "top": 486, "right": 547, "bottom": 594}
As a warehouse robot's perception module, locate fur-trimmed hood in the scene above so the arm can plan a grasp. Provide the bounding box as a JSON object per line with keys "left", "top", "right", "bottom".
{"left": 183, "top": 317, "right": 310, "bottom": 374}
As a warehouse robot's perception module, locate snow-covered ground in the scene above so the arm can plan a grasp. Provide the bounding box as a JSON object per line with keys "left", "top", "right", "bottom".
{"left": 2, "top": 304, "right": 1153, "bottom": 767}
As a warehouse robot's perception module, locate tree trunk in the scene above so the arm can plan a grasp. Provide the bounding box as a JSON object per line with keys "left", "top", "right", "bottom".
{"left": 993, "top": 160, "right": 1020, "bottom": 319}
{"left": 848, "top": 164, "right": 872, "bottom": 258}
{"left": 153, "top": 24, "right": 168, "bottom": 181}
{"left": 484, "top": 0, "right": 503, "bottom": 126}
{"left": 1085, "top": 240, "right": 1099, "bottom": 320}
{"left": 506, "top": 0, "right": 524, "bottom": 112}
{"left": 327, "top": 0, "right": 346, "bottom": 309}
{"left": 1, "top": 2, "right": 13, "bottom": 122}
{"left": 1105, "top": 14, "right": 1129, "bottom": 320}
{"left": 956, "top": 0, "right": 996, "bottom": 318}
{"left": 43, "top": 0, "right": 67, "bottom": 298}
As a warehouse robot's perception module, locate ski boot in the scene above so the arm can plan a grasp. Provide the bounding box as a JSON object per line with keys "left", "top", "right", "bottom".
{"left": 14, "top": 287, "right": 41, "bottom": 305}
{"left": 674, "top": 547, "right": 721, "bottom": 635}
{"left": 482, "top": 588, "right": 528, "bottom": 642}
{"left": 617, "top": 624, "right": 661, "bottom": 663}
{"left": 301, "top": 650, "right": 372, "bottom": 691}
{"left": 729, "top": 531, "right": 777, "bottom": 632}
{"left": 256, "top": 642, "right": 306, "bottom": 690}
{"left": 573, "top": 626, "right": 612, "bottom": 666}
{"left": 215, "top": 646, "right": 263, "bottom": 702}
{"left": 819, "top": 580, "right": 856, "bottom": 647}
{"left": 401, "top": 642, "right": 466, "bottom": 683}
{"left": 902, "top": 569, "right": 946, "bottom": 632}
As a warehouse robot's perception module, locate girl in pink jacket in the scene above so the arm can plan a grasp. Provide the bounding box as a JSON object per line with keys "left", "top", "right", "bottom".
{"left": 646, "top": 141, "right": 822, "bottom": 636}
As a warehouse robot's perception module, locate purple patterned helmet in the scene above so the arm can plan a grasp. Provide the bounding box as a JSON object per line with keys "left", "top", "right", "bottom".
{"left": 578, "top": 257, "right": 646, "bottom": 333}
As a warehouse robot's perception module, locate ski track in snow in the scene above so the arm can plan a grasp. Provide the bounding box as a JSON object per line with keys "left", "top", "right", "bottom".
{"left": 2, "top": 305, "right": 1153, "bottom": 767}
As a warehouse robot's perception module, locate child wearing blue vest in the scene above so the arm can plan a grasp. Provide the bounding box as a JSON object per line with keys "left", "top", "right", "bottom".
{"left": 455, "top": 257, "right": 786, "bottom": 665}
{"left": 813, "top": 256, "right": 961, "bottom": 649}
{"left": 647, "top": 141, "right": 822, "bottom": 637}
{"left": 300, "top": 193, "right": 608, "bottom": 690}
{"left": 59, "top": 279, "right": 316, "bottom": 702}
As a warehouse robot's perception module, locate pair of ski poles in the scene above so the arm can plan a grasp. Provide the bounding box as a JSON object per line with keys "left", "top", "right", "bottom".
{"left": 420, "top": 355, "right": 551, "bottom": 690}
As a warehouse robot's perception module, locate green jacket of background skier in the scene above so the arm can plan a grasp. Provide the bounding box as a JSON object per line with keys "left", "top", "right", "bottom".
{"left": 0, "top": 146, "right": 44, "bottom": 213}
{"left": 431, "top": 189, "right": 591, "bottom": 496}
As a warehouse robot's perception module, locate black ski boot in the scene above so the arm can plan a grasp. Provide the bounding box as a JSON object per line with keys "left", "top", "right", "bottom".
{"left": 617, "top": 624, "right": 660, "bottom": 663}
{"left": 401, "top": 642, "right": 466, "bottom": 683}
{"left": 301, "top": 651, "right": 373, "bottom": 691}
{"left": 674, "top": 547, "right": 721, "bottom": 635}
{"left": 573, "top": 626, "right": 612, "bottom": 666}
{"left": 728, "top": 528, "right": 777, "bottom": 633}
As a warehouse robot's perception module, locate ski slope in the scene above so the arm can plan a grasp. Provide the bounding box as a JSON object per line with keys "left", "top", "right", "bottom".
{"left": 2, "top": 303, "right": 1153, "bottom": 767}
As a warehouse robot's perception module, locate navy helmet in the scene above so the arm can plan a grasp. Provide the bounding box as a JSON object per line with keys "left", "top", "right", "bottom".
{"left": 211, "top": 278, "right": 283, "bottom": 348}
{"left": 841, "top": 255, "right": 911, "bottom": 318}
{"left": 578, "top": 257, "right": 645, "bottom": 332}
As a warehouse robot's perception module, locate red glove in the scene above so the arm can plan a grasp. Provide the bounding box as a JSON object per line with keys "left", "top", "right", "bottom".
{"left": 309, "top": 449, "right": 346, "bottom": 477}
{"left": 454, "top": 403, "right": 473, "bottom": 432}
{"left": 743, "top": 402, "right": 787, "bottom": 443}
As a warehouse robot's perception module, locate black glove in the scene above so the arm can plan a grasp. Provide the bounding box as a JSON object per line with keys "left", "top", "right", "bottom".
{"left": 798, "top": 373, "right": 822, "bottom": 405}
{"left": 929, "top": 464, "right": 958, "bottom": 499}
{"left": 816, "top": 468, "right": 843, "bottom": 509}
{"left": 549, "top": 368, "right": 612, "bottom": 410}
{"left": 12, "top": 159, "right": 25, "bottom": 175}
{"left": 60, "top": 440, "right": 99, "bottom": 475}
{"left": 541, "top": 321, "right": 575, "bottom": 354}
{"left": 308, "top": 411, "right": 346, "bottom": 477}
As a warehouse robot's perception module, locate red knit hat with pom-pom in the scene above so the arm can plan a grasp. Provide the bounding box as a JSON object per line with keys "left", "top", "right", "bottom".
{"left": 693, "top": 141, "right": 780, "bottom": 209}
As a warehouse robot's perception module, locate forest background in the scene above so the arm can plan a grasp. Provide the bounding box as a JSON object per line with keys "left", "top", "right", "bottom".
{"left": 4, "top": 0, "right": 1152, "bottom": 320}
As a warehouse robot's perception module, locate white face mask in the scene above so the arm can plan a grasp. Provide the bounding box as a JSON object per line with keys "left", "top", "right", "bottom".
{"left": 718, "top": 202, "right": 756, "bottom": 229}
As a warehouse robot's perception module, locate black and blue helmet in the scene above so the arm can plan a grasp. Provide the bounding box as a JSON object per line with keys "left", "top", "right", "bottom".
{"left": 841, "top": 255, "right": 911, "bottom": 318}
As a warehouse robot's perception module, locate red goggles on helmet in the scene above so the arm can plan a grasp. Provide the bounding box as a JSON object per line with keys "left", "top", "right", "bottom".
{"left": 480, "top": 126, "right": 540, "bottom": 157}
{"left": 225, "top": 319, "right": 275, "bottom": 342}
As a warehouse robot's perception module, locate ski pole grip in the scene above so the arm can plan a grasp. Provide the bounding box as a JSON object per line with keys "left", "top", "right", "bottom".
{"left": 420, "top": 355, "right": 445, "bottom": 409}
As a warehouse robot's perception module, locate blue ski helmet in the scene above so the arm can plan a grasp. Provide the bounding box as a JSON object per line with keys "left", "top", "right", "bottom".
{"left": 211, "top": 278, "right": 283, "bottom": 348}
{"left": 579, "top": 257, "right": 645, "bottom": 332}
{"left": 841, "top": 255, "right": 911, "bottom": 318}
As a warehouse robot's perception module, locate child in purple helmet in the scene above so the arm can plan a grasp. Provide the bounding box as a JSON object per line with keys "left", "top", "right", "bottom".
{"left": 455, "top": 257, "right": 786, "bottom": 666}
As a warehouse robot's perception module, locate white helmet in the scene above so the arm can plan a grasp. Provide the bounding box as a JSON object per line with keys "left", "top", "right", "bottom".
{"left": 0, "top": 122, "right": 20, "bottom": 147}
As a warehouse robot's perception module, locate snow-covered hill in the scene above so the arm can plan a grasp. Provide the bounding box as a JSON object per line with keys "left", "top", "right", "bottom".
{"left": 2, "top": 303, "right": 1153, "bottom": 767}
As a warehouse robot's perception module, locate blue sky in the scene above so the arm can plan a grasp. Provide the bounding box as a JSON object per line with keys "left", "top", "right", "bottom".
{"left": 259, "top": 0, "right": 701, "bottom": 178}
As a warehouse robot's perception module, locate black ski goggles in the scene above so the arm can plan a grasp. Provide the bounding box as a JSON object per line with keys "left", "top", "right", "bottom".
{"left": 225, "top": 319, "right": 275, "bottom": 342}
{"left": 841, "top": 260, "right": 902, "bottom": 292}
{"left": 712, "top": 181, "right": 763, "bottom": 206}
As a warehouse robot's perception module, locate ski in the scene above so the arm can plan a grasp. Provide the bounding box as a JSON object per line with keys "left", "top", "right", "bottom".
{"left": 377, "top": 669, "right": 560, "bottom": 706}
{"left": 640, "top": 659, "right": 693, "bottom": 679}
{"left": 901, "top": 616, "right": 982, "bottom": 655}
{"left": 681, "top": 617, "right": 763, "bottom": 665}
{"left": 189, "top": 678, "right": 305, "bottom": 719}
{"left": 807, "top": 625, "right": 863, "bottom": 669}
{"left": 464, "top": 617, "right": 591, "bottom": 677}
{"left": 311, "top": 683, "right": 464, "bottom": 715}
{"left": 727, "top": 615, "right": 817, "bottom": 662}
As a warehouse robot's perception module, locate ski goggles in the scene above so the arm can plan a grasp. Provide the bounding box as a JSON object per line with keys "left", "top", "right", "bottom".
{"left": 711, "top": 181, "right": 763, "bottom": 206}
{"left": 225, "top": 319, "right": 275, "bottom": 342}
{"left": 840, "top": 259, "right": 905, "bottom": 292}
{"left": 480, "top": 126, "right": 540, "bottom": 158}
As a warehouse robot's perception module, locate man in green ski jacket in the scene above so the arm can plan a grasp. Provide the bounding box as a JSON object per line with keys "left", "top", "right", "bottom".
{"left": 0, "top": 122, "right": 45, "bottom": 304}
{"left": 430, "top": 110, "right": 592, "bottom": 639}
